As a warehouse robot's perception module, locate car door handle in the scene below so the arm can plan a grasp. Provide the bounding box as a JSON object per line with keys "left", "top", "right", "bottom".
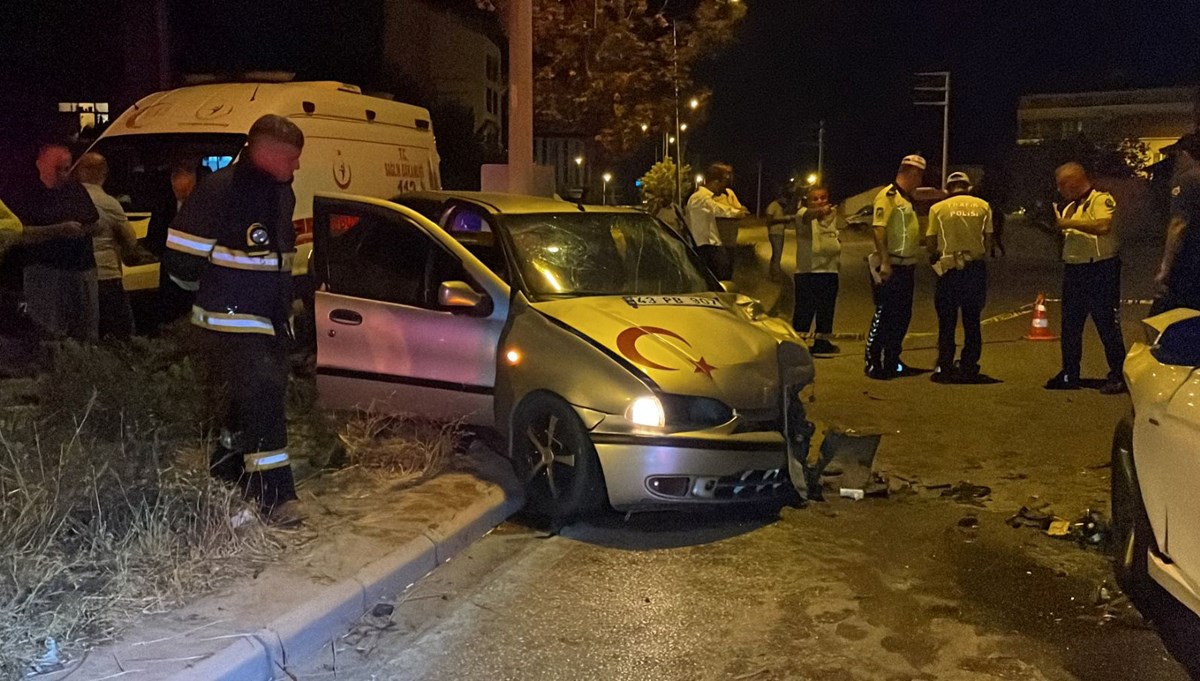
{"left": 329, "top": 309, "right": 363, "bottom": 326}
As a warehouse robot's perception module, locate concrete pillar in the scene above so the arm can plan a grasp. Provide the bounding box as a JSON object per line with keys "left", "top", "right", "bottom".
{"left": 506, "top": 0, "right": 535, "bottom": 195}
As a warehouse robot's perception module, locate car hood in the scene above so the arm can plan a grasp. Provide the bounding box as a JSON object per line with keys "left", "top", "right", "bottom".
{"left": 532, "top": 294, "right": 792, "bottom": 409}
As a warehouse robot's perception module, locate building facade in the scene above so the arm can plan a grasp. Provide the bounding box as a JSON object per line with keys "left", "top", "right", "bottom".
{"left": 381, "top": 0, "right": 505, "bottom": 147}
{"left": 1018, "top": 87, "right": 1200, "bottom": 163}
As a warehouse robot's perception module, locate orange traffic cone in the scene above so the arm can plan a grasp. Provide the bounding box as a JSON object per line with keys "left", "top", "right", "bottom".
{"left": 1024, "top": 293, "right": 1059, "bottom": 341}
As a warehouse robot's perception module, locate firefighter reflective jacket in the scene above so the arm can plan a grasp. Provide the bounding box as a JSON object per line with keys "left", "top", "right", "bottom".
{"left": 164, "top": 162, "right": 295, "bottom": 335}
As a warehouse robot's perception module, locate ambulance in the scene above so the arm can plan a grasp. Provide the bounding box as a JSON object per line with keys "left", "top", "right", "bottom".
{"left": 86, "top": 79, "right": 442, "bottom": 297}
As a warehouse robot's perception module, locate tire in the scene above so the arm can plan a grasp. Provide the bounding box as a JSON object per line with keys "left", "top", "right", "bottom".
{"left": 510, "top": 393, "right": 609, "bottom": 525}
{"left": 1109, "top": 414, "right": 1158, "bottom": 608}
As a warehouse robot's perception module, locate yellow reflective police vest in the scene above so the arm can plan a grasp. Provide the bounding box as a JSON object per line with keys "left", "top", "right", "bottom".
{"left": 872, "top": 184, "right": 920, "bottom": 262}
{"left": 1060, "top": 189, "right": 1117, "bottom": 264}
{"left": 927, "top": 194, "right": 992, "bottom": 259}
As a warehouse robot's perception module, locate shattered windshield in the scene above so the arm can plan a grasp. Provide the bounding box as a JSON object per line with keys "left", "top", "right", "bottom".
{"left": 504, "top": 212, "right": 715, "bottom": 298}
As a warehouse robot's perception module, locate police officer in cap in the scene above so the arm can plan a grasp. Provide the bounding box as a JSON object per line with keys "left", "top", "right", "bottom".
{"left": 865, "top": 154, "right": 925, "bottom": 380}
{"left": 925, "top": 172, "right": 993, "bottom": 383}
{"left": 1045, "top": 162, "right": 1126, "bottom": 394}
{"left": 164, "top": 114, "right": 305, "bottom": 524}
{"left": 1152, "top": 132, "right": 1200, "bottom": 314}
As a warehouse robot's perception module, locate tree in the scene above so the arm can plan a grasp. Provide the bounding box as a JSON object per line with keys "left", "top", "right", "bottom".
{"left": 639, "top": 156, "right": 691, "bottom": 205}
{"left": 480, "top": 0, "right": 745, "bottom": 156}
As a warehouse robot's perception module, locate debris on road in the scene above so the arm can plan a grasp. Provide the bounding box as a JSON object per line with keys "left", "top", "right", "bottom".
{"left": 840, "top": 488, "right": 865, "bottom": 501}
{"left": 939, "top": 482, "right": 992, "bottom": 506}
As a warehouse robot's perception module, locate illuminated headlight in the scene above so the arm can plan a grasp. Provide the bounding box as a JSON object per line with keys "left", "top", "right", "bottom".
{"left": 626, "top": 396, "right": 665, "bottom": 428}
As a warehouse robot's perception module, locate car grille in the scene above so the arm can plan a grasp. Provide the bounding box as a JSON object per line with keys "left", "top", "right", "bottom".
{"left": 709, "top": 468, "right": 790, "bottom": 500}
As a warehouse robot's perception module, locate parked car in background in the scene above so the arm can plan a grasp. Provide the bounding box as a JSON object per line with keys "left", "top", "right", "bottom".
{"left": 309, "top": 190, "right": 815, "bottom": 521}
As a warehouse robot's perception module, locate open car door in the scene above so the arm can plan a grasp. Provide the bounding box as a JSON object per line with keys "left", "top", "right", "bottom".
{"left": 310, "top": 193, "right": 509, "bottom": 425}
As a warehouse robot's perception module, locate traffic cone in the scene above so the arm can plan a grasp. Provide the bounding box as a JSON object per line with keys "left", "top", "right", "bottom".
{"left": 1024, "top": 293, "right": 1059, "bottom": 341}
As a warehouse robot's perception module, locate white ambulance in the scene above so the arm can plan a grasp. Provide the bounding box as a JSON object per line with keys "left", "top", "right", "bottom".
{"left": 87, "top": 80, "right": 442, "bottom": 294}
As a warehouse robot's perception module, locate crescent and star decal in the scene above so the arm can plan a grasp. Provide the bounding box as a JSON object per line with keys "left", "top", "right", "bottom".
{"left": 615, "top": 326, "right": 717, "bottom": 378}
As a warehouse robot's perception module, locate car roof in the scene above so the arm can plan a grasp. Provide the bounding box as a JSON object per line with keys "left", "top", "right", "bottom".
{"left": 395, "top": 190, "right": 643, "bottom": 216}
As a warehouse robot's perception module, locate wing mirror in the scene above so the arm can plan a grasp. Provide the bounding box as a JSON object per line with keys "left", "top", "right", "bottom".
{"left": 438, "top": 280, "right": 484, "bottom": 309}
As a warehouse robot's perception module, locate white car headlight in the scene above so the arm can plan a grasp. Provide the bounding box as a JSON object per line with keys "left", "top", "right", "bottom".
{"left": 626, "top": 396, "right": 665, "bottom": 428}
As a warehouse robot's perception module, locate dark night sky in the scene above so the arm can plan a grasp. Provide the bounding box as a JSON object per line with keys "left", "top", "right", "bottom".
{"left": 694, "top": 1, "right": 1200, "bottom": 198}
{"left": 3, "top": 1, "right": 1199, "bottom": 196}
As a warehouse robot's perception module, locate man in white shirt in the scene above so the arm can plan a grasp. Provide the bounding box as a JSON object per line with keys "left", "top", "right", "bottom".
{"left": 686, "top": 162, "right": 747, "bottom": 280}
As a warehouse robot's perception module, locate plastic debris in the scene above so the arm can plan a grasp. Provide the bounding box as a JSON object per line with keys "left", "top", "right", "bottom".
{"left": 1045, "top": 518, "right": 1072, "bottom": 537}
{"left": 24, "top": 638, "right": 63, "bottom": 677}
{"left": 839, "top": 488, "right": 865, "bottom": 501}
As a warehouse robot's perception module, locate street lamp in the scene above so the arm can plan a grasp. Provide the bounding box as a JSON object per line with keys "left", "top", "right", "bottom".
{"left": 680, "top": 123, "right": 688, "bottom": 132}
{"left": 602, "top": 172, "right": 613, "bottom": 205}
{"left": 806, "top": 173, "right": 818, "bottom": 186}
{"left": 695, "top": 174, "right": 704, "bottom": 186}
{"left": 574, "top": 156, "right": 584, "bottom": 166}
{"left": 689, "top": 97, "right": 699, "bottom": 110}
{"left": 640, "top": 123, "right": 649, "bottom": 133}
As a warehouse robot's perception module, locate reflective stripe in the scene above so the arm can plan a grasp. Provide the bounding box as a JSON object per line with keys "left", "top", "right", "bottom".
{"left": 166, "top": 229, "right": 217, "bottom": 256}
{"left": 244, "top": 449, "right": 290, "bottom": 472}
{"left": 191, "top": 306, "right": 276, "bottom": 335}
{"left": 210, "top": 247, "right": 296, "bottom": 272}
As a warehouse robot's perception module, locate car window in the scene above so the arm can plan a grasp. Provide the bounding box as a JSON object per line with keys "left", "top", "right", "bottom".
{"left": 319, "top": 205, "right": 481, "bottom": 310}
{"left": 1153, "top": 316, "right": 1200, "bottom": 367}
{"left": 503, "top": 212, "right": 715, "bottom": 298}
{"left": 442, "top": 207, "right": 508, "bottom": 282}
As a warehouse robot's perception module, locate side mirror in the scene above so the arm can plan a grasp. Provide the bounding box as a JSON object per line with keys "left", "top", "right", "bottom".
{"left": 720, "top": 280, "right": 738, "bottom": 294}
{"left": 438, "top": 280, "right": 484, "bottom": 309}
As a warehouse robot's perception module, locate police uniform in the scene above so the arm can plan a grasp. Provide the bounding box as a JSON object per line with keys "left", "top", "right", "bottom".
{"left": 927, "top": 186, "right": 992, "bottom": 378}
{"left": 1055, "top": 188, "right": 1125, "bottom": 385}
{"left": 164, "top": 160, "right": 298, "bottom": 510}
{"left": 866, "top": 182, "right": 921, "bottom": 374}
{"left": 1154, "top": 165, "right": 1200, "bottom": 313}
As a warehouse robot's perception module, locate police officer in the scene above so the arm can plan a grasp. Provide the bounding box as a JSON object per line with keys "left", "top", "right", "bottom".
{"left": 925, "top": 172, "right": 992, "bottom": 383}
{"left": 1152, "top": 132, "right": 1200, "bottom": 314}
{"left": 865, "top": 154, "right": 925, "bottom": 380}
{"left": 164, "top": 115, "right": 305, "bottom": 524}
{"left": 1045, "top": 162, "right": 1126, "bottom": 394}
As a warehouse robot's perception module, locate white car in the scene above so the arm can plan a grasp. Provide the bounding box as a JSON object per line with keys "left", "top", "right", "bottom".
{"left": 1111, "top": 307, "right": 1200, "bottom": 613}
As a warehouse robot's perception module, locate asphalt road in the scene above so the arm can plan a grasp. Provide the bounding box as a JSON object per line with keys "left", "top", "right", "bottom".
{"left": 294, "top": 217, "right": 1199, "bottom": 681}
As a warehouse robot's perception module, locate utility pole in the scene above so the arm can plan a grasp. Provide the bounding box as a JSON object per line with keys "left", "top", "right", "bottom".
{"left": 914, "top": 71, "right": 951, "bottom": 188}
{"left": 672, "top": 21, "right": 682, "bottom": 206}
{"left": 817, "top": 119, "right": 825, "bottom": 182}
{"left": 755, "top": 160, "right": 763, "bottom": 218}
{"left": 507, "top": 0, "right": 535, "bottom": 194}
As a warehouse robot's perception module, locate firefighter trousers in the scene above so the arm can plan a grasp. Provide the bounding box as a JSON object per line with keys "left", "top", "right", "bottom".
{"left": 203, "top": 329, "right": 297, "bottom": 510}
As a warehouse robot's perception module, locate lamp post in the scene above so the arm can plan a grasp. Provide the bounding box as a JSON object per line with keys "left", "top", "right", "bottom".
{"left": 602, "top": 172, "right": 613, "bottom": 205}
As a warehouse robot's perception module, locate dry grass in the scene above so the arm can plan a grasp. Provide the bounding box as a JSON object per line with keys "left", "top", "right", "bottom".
{"left": 337, "top": 410, "right": 463, "bottom": 486}
{"left": 0, "top": 339, "right": 286, "bottom": 678}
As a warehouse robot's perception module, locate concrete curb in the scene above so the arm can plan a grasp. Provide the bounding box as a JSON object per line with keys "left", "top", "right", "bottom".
{"left": 167, "top": 483, "right": 523, "bottom": 681}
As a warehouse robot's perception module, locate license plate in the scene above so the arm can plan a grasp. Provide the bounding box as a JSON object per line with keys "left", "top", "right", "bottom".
{"left": 623, "top": 295, "right": 724, "bottom": 309}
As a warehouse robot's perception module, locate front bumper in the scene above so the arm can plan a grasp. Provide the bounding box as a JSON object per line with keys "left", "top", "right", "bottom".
{"left": 591, "top": 431, "right": 790, "bottom": 511}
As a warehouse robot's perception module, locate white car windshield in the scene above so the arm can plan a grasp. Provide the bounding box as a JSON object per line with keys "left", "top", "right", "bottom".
{"left": 504, "top": 212, "right": 715, "bottom": 298}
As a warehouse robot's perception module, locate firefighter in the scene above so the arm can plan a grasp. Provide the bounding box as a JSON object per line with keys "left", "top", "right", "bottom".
{"left": 164, "top": 114, "right": 305, "bottom": 525}
{"left": 865, "top": 154, "right": 925, "bottom": 380}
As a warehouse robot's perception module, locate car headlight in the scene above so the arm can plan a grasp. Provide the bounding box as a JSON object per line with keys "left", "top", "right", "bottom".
{"left": 626, "top": 396, "right": 665, "bottom": 428}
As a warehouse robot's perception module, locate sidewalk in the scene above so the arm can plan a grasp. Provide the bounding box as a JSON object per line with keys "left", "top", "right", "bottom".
{"left": 37, "top": 441, "right": 522, "bottom": 681}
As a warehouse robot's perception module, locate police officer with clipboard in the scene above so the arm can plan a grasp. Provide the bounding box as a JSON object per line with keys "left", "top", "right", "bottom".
{"left": 865, "top": 154, "right": 925, "bottom": 380}
{"left": 1044, "top": 162, "right": 1126, "bottom": 394}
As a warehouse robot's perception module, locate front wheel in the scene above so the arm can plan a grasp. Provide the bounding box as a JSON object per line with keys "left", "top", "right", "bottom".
{"left": 510, "top": 394, "right": 609, "bottom": 525}
{"left": 1109, "top": 415, "right": 1158, "bottom": 608}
